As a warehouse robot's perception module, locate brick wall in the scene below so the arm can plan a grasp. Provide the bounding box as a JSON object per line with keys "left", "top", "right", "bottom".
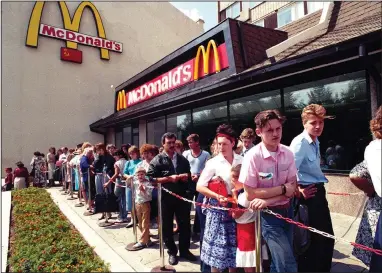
{"left": 229, "top": 20, "right": 288, "bottom": 72}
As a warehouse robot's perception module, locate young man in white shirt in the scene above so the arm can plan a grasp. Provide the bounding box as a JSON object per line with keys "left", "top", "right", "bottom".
{"left": 183, "top": 134, "right": 210, "bottom": 242}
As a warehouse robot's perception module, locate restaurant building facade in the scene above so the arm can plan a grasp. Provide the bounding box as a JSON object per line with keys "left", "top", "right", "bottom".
{"left": 1, "top": 1, "right": 203, "bottom": 173}
{"left": 90, "top": 1, "right": 381, "bottom": 216}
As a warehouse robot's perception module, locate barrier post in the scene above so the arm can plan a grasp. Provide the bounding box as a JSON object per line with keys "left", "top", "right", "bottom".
{"left": 150, "top": 184, "right": 175, "bottom": 272}
{"left": 59, "top": 165, "right": 65, "bottom": 191}
{"left": 84, "top": 169, "right": 93, "bottom": 216}
{"left": 75, "top": 165, "right": 84, "bottom": 207}
{"left": 126, "top": 177, "right": 143, "bottom": 251}
{"left": 67, "top": 165, "right": 76, "bottom": 200}
{"left": 61, "top": 163, "right": 68, "bottom": 195}
{"left": 98, "top": 169, "right": 114, "bottom": 227}
{"left": 255, "top": 210, "right": 263, "bottom": 272}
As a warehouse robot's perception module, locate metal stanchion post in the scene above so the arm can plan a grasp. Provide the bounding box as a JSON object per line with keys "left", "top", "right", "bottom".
{"left": 84, "top": 169, "right": 93, "bottom": 216}
{"left": 75, "top": 165, "right": 84, "bottom": 207}
{"left": 98, "top": 170, "right": 114, "bottom": 227}
{"left": 151, "top": 184, "right": 175, "bottom": 272}
{"left": 61, "top": 163, "right": 68, "bottom": 195}
{"left": 126, "top": 177, "right": 144, "bottom": 251}
{"left": 255, "top": 210, "right": 263, "bottom": 273}
{"left": 67, "top": 165, "right": 76, "bottom": 200}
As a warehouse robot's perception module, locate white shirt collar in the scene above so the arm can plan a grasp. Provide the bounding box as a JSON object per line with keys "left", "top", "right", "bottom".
{"left": 302, "top": 130, "right": 320, "bottom": 145}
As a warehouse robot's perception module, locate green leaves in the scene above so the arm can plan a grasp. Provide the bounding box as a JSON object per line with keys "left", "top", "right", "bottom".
{"left": 9, "top": 188, "right": 110, "bottom": 272}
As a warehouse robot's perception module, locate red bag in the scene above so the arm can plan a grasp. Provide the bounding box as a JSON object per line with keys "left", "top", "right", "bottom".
{"left": 208, "top": 177, "right": 229, "bottom": 197}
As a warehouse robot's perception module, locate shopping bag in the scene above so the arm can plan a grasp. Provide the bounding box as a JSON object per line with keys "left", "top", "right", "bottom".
{"left": 95, "top": 188, "right": 119, "bottom": 213}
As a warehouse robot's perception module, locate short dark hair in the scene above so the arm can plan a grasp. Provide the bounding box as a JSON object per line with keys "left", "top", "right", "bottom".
{"left": 216, "top": 124, "right": 238, "bottom": 149}
{"left": 34, "top": 151, "right": 41, "bottom": 157}
{"left": 95, "top": 143, "right": 106, "bottom": 152}
{"left": 161, "top": 132, "right": 177, "bottom": 145}
{"left": 254, "top": 110, "right": 286, "bottom": 129}
{"left": 187, "top": 134, "right": 200, "bottom": 143}
{"left": 76, "top": 143, "right": 83, "bottom": 149}
{"left": 113, "top": 149, "right": 125, "bottom": 157}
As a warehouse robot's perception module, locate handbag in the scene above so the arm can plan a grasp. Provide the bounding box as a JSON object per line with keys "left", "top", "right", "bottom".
{"left": 293, "top": 198, "right": 311, "bottom": 256}
{"left": 208, "top": 176, "right": 229, "bottom": 197}
{"left": 95, "top": 187, "right": 119, "bottom": 213}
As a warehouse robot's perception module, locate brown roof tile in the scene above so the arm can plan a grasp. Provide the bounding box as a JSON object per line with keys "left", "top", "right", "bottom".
{"left": 279, "top": 9, "right": 322, "bottom": 37}
{"left": 245, "top": 3, "right": 382, "bottom": 72}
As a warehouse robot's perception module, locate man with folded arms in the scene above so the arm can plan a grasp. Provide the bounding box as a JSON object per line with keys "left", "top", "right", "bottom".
{"left": 289, "top": 104, "right": 335, "bottom": 272}
{"left": 147, "top": 132, "right": 196, "bottom": 266}
{"left": 239, "top": 110, "right": 298, "bottom": 272}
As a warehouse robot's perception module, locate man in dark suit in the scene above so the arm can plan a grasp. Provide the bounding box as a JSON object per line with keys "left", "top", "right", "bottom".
{"left": 147, "top": 132, "right": 196, "bottom": 266}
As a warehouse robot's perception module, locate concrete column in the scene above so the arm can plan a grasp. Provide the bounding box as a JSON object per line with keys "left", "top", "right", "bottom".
{"left": 106, "top": 128, "right": 115, "bottom": 145}
{"left": 139, "top": 119, "right": 147, "bottom": 146}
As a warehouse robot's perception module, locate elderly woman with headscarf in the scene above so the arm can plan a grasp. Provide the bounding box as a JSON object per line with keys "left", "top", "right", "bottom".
{"left": 13, "top": 162, "right": 29, "bottom": 189}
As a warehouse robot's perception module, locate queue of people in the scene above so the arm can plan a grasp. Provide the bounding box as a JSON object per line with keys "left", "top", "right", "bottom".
{"left": 2, "top": 103, "right": 381, "bottom": 273}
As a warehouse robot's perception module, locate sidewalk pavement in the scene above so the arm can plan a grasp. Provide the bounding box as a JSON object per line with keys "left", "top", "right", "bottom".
{"left": 3, "top": 186, "right": 370, "bottom": 272}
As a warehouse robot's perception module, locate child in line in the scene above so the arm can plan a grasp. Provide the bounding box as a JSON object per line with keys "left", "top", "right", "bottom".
{"left": 130, "top": 167, "right": 153, "bottom": 249}
{"left": 230, "top": 164, "right": 270, "bottom": 272}
{"left": 2, "top": 168, "right": 13, "bottom": 191}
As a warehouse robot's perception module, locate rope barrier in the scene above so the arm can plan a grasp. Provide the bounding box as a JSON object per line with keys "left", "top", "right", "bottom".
{"left": 327, "top": 192, "right": 364, "bottom": 196}
{"left": 160, "top": 187, "right": 382, "bottom": 257}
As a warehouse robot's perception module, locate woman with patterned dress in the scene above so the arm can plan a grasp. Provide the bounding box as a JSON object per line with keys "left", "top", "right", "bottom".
{"left": 197, "top": 124, "right": 243, "bottom": 272}
{"left": 30, "top": 152, "right": 46, "bottom": 187}
{"left": 350, "top": 105, "right": 382, "bottom": 272}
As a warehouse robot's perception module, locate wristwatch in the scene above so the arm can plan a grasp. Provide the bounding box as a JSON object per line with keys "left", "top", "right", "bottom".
{"left": 281, "top": 184, "right": 286, "bottom": 195}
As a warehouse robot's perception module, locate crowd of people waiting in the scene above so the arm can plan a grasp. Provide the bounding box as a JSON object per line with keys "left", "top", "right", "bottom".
{"left": 2, "top": 103, "right": 381, "bottom": 273}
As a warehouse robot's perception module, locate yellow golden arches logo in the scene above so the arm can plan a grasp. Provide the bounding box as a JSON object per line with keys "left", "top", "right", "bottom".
{"left": 26, "top": 1, "right": 110, "bottom": 60}
{"left": 116, "top": 90, "right": 127, "bottom": 111}
{"left": 193, "top": 40, "right": 222, "bottom": 81}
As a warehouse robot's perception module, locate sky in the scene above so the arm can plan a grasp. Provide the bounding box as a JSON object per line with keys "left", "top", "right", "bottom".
{"left": 170, "top": 2, "right": 218, "bottom": 32}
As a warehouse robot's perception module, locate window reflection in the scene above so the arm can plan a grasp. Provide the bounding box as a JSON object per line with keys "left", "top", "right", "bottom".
{"left": 193, "top": 102, "right": 228, "bottom": 150}
{"left": 230, "top": 90, "right": 281, "bottom": 143}
{"left": 283, "top": 71, "right": 369, "bottom": 171}
{"left": 123, "top": 125, "right": 132, "bottom": 145}
{"left": 115, "top": 131, "right": 122, "bottom": 149}
{"left": 147, "top": 117, "right": 166, "bottom": 147}
{"left": 167, "top": 110, "right": 192, "bottom": 143}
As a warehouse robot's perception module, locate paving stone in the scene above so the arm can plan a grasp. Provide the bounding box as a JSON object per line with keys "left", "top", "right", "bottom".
{"left": 46, "top": 187, "right": 372, "bottom": 272}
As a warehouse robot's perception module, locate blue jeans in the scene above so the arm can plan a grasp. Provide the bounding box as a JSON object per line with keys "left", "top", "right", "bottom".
{"left": 118, "top": 186, "right": 128, "bottom": 220}
{"left": 95, "top": 174, "right": 104, "bottom": 195}
{"left": 126, "top": 187, "right": 132, "bottom": 212}
{"left": 261, "top": 206, "right": 297, "bottom": 272}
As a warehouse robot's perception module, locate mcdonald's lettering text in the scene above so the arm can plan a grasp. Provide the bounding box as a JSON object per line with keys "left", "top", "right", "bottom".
{"left": 40, "top": 24, "right": 122, "bottom": 53}
{"left": 116, "top": 41, "right": 229, "bottom": 111}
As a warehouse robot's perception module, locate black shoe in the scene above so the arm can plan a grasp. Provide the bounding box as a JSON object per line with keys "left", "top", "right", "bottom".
{"left": 168, "top": 254, "right": 178, "bottom": 265}
{"left": 179, "top": 251, "right": 197, "bottom": 262}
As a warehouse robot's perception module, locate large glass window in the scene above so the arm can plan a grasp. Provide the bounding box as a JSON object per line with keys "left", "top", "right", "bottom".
{"left": 132, "top": 126, "right": 139, "bottom": 146}
{"left": 193, "top": 102, "right": 228, "bottom": 151}
{"left": 242, "top": 1, "right": 262, "bottom": 10}
{"left": 230, "top": 90, "right": 281, "bottom": 143}
{"left": 147, "top": 117, "right": 166, "bottom": 147}
{"left": 254, "top": 19, "right": 264, "bottom": 27}
{"left": 283, "top": 71, "right": 369, "bottom": 171}
{"left": 167, "top": 110, "right": 192, "bottom": 143}
{"left": 115, "top": 131, "right": 122, "bottom": 149}
{"left": 225, "top": 2, "right": 241, "bottom": 19}
{"left": 307, "top": 2, "right": 324, "bottom": 14}
{"left": 123, "top": 125, "right": 132, "bottom": 145}
{"left": 277, "top": 2, "right": 304, "bottom": 28}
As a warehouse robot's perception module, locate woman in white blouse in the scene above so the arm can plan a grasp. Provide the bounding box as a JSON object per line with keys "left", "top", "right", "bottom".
{"left": 197, "top": 124, "right": 243, "bottom": 272}
{"left": 365, "top": 105, "right": 382, "bottom": 272}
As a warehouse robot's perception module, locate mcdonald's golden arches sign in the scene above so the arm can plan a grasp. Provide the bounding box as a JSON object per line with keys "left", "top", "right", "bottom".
{"left": 26, "top": 1, "right": 123, "bottom": 63}
{"left": 116, "top": 39, "right": 229, "bottom": 112}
